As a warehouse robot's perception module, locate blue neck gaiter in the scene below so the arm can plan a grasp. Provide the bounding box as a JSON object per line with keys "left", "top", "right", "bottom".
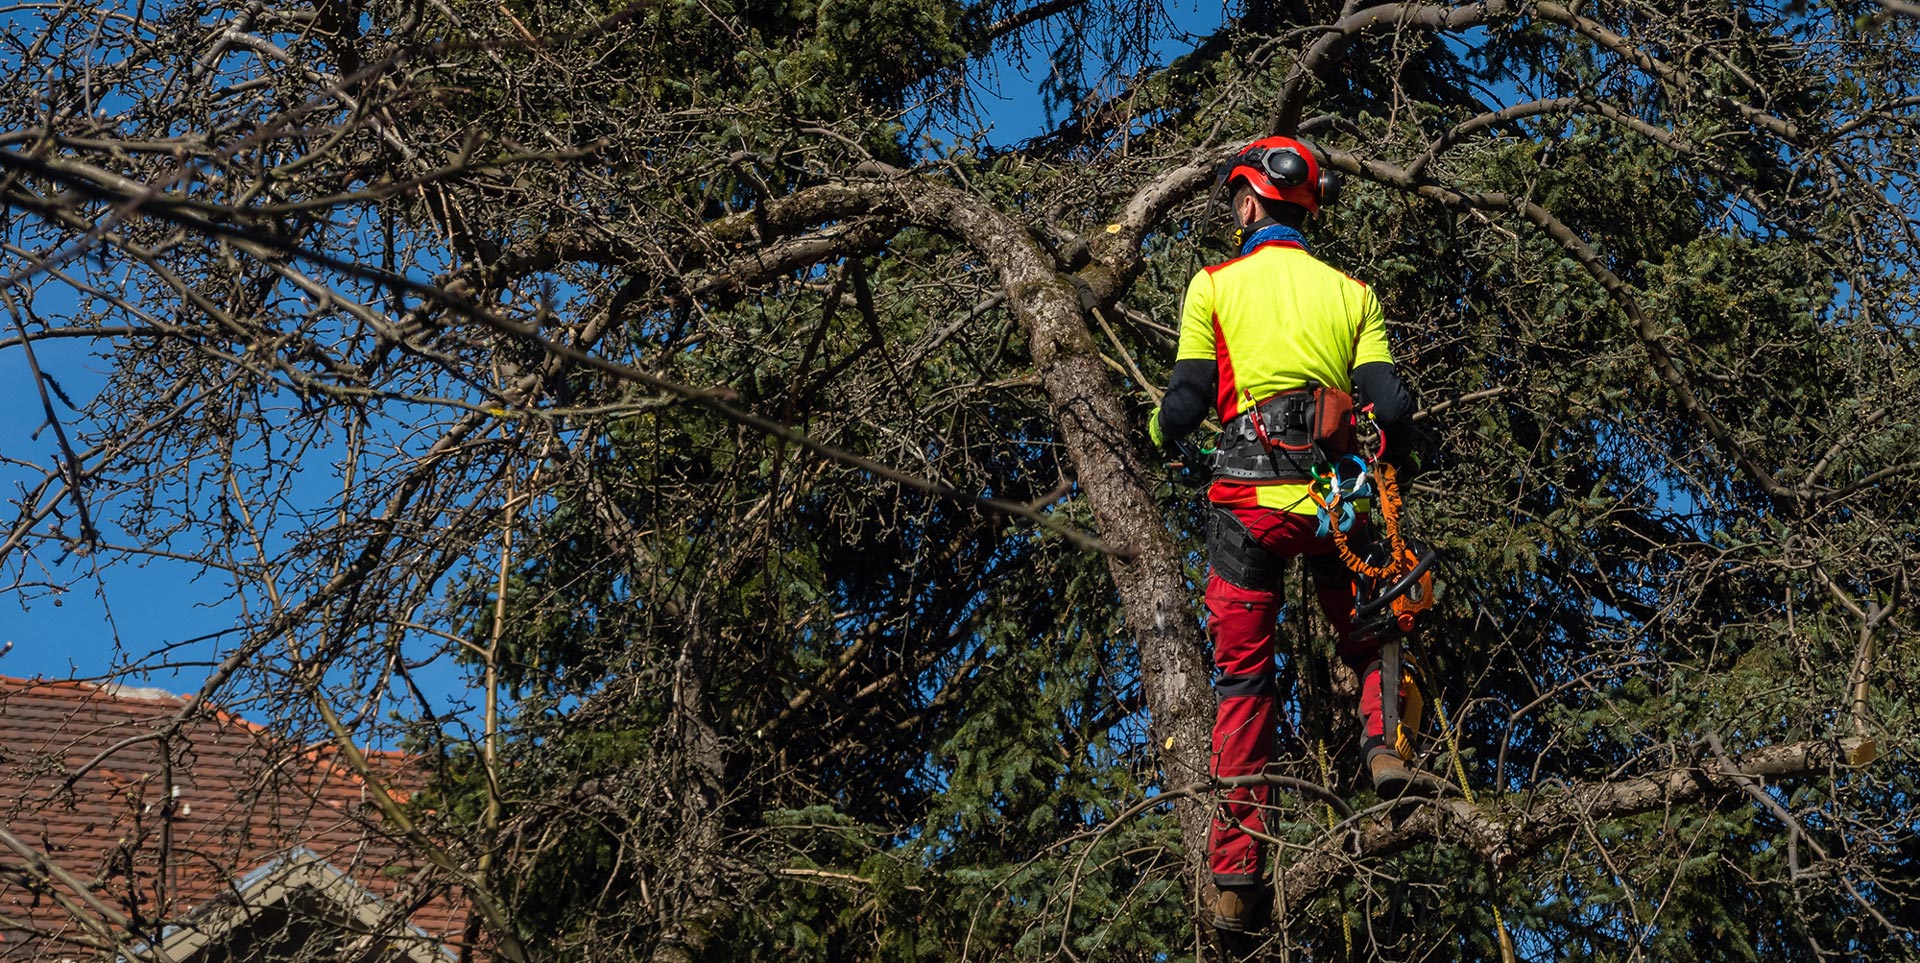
{"left": 1239, "top": 223, "right": 1311, "bottom": 257}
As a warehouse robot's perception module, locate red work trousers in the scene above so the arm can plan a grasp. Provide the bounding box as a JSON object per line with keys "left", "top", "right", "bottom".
{"left": 1205, "top": 505, "right": 1389, "bottom": 887}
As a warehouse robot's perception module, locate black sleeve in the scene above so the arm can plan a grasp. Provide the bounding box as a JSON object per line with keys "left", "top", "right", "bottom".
{"left": 1351, "top": 361, "right": 1418, "bottom": 464}
{"left": 1156, "top": 358, "right": 1216, "bottom": 445}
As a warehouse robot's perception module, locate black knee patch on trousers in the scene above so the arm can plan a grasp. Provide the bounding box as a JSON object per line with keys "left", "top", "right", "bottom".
{"left": 1208, "top": 507, "right": 1284, "bottom": 591}
{"left": 1214, "top": 672, "right": 1278, "bottom": 699}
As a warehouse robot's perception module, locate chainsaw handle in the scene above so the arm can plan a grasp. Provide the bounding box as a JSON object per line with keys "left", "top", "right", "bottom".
{"left": 1353, "top": 544, "right": 1440, "bottom": 619}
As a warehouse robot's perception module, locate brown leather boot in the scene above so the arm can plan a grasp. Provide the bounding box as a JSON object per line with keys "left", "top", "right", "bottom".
{"left": 1369, "top": 746, "right": 1417, "bottom": 798}
{"left": 1212, "top": 886, "right": 1271, "bottom": 933}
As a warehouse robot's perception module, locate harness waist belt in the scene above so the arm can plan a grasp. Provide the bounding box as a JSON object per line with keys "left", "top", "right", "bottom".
{"left": 1212, "top": 385, "right": 1355, "bottom": 482}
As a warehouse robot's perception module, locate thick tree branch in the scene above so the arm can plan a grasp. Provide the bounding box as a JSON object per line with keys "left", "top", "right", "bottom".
{"left": 1530, "top": 2, "right": 1805, "bottom": 145}
{"left": 0, "top": 155, "right": 1124, "bottom": 552}
{"left": 979, "top": 0, "right": 1087, "bottom": 42}
{"left": 1269, "top": 0, "right": 1516, "bottom": 136}
{"left": 1272, "top": 735, "right": 1877, "bottom": 907}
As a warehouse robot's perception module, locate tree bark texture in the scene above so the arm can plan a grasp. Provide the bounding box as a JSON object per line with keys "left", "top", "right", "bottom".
{"left": 920, "top": 184, "right": 1219, "bottom": 899}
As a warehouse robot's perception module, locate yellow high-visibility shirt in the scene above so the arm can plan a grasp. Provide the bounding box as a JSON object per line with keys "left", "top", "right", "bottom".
{"left": 1176, "top": 240, "right": 1394, "bottom": 514}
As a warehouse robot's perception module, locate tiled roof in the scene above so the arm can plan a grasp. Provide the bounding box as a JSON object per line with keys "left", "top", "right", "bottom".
{"left": 0, "top": 676, "right": 474, "bottom": 961}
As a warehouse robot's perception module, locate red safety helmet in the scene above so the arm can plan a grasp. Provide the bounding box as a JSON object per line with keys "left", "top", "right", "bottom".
{"left": 1221, "top": 136, "right": 1341, "bottom": 215}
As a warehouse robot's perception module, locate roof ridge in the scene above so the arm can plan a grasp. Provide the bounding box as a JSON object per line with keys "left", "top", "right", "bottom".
{"left": 0, "top": 674, "right": 186, "bottom": 703}
{"left": 0, "top": 674, "right": 422, "bottom": 792}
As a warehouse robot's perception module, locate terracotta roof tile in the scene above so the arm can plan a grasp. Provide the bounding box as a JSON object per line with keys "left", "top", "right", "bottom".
{"left": 0, "top": 676, "right": 476, "bottom": 960}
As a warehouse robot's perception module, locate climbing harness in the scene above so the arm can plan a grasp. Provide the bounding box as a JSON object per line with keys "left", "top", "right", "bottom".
{"left": 1212, "top": 382, "right": 1358, "bottom": 482}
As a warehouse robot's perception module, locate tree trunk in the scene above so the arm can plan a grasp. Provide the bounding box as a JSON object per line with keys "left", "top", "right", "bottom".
{"left": 923, "top": 187, "right": 1218, "bottom": 916}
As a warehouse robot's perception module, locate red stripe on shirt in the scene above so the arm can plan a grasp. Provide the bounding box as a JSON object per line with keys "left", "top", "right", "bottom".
{"left": 1211, "top": 311, "right": 1239, "bottom": 421}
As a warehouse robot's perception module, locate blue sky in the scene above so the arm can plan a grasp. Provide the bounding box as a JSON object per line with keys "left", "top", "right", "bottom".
{"left": 0, "top": 315, "right": 170, "bottom": 680}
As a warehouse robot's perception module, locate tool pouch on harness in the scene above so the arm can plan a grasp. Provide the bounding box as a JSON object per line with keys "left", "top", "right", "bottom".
{"left": 1211, "top": 383, "right": 1357, "bottom": 481}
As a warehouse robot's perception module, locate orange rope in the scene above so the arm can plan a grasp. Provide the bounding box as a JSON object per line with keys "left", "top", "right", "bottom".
{"left": 1315, "top": 462, "right": 1417, "bottom": 582}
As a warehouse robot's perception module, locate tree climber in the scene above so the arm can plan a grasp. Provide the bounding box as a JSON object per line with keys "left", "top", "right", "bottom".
{"left": 1146, "top": 137, "right": 1424, "bottom": 934}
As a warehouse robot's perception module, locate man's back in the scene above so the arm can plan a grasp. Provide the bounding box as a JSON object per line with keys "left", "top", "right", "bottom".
{"left": 1176, "top": 242, "right": 1393, "bottom": 423}
{"left": 1168, "top": 240, "right": 1398, "bottom": 513}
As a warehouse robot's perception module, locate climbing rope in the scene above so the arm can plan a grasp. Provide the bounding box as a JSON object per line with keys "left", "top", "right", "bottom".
{"left": 1312, "top": 411, "right": 1498, "bottom": 956}
{"left": 1434, "top": 693, "right": 1518, "bottom": 963}
{"left": 1313, "top": 738, "right": 1354, "bottom": 959}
